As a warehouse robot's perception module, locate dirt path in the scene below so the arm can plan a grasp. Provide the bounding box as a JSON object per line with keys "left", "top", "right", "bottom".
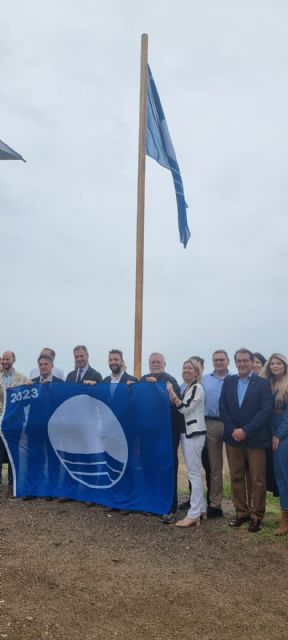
{"left": 1, "top": 488, "right": 288, "bottom": 640}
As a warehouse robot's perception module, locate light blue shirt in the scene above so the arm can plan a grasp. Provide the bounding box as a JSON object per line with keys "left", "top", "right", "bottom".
{"left": 237, "top": 374, "right": 252, "bottom": 407}
{"left": 2, "top": 370, "right": 15, "bottom": 388}
{"left": 202, "top": 371, "right": 230, "bottom": 418}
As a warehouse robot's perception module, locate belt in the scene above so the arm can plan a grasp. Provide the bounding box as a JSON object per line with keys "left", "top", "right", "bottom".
{"left": 205, "top": 416, "right": 221, "bottom": 421}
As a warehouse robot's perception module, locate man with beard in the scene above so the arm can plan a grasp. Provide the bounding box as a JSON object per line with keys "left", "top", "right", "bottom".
{"left": 103, "top": 350, "right": 138, "bottom": 384}
{"left": 0, "top": 351, "right": 29, "bottom": 496}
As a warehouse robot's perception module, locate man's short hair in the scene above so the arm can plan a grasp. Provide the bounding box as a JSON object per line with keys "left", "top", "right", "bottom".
{"left": 73, "top": 345, "right": 88, "bottom": 354}
{"left": 149, "top": 352, "right": 166, "bottom": 364}
{"left": 38, "top": 355, "right": 53, "bottom": 365}
{"left": 3, "top": 351, "right": 16, "bottom": 360}
{"left": 234, "top": 348, "right": 254, "bottom": 362}
{"left": 41, "top": 347, "right": 56, "bottom": 359}
{"left": 109, "top": 349, "right": 123, "bottom": 360}
{"left": 212, "top": 350, "right": 229, "bottom": 360}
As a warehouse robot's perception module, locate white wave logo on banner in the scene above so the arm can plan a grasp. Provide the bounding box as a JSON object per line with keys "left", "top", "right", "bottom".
{"left": 48, "top": 395, "right": 128, "bottom": 489}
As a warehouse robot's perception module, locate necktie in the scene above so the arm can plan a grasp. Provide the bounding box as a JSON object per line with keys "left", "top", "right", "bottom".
{"left": 76, "top": 368, "right": 83, "bottom": 383}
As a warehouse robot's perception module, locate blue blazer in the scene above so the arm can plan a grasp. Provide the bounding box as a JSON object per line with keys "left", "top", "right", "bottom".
{"left": 103, "top": 372, "right": 138, "bottom": 384}
{"left": 219, "top": 373, "right": 273, "bottom": 448}
{"left": 32, "top": 375, "right": 64, "bottom": 384}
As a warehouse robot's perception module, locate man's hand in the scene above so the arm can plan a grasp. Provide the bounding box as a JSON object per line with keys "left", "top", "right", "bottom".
{"left": 272, "top": 435, "right": 281, "bottom": 451}
{"left": 126, "top": 380, "right": 136, "bottom": 386}
{"left": 145, "top": 376, "right": 157, "bottom": 383}
{"left": 232, "top": 428, "right": 246, "bottom": 442}
{"left": 83, "top": 380, "right": 96, "bottom": 386}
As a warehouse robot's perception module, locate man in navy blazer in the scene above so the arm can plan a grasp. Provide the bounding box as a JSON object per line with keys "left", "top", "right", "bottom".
{"left": 103, "top": 349, "right": 138, "bottom": 384}
{"left": 32, "top": 355, "right": 64, "bottom": 384}
{"left": 66, "top": 345, "right": 102, "bottom": 384}
{"left": 219, "top": 348, "right": 273, "bottom": 532}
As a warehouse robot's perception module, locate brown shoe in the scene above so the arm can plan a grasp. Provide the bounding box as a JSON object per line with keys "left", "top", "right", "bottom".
{"left": 176, "top": 517, "right": 200, "bottom": 528}
{"left": 275, "top": 510, "right": 288, "bottom": 535}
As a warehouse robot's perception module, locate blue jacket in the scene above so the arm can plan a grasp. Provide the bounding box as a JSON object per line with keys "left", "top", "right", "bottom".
{"left": 103, "top": 372, "right": 138, "bottom": 384}
{"left": 219, "top": 373, "right": 273, "bottom": 448}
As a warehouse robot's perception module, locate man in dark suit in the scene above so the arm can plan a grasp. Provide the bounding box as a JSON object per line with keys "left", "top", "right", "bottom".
{"left": 24, "top": 354, "right": 64, "bottom": 500}
{"left": 140, "top": 352, "right": 183, "bottom": 523}
{"left": 219, "top": 348, "right": 273, "bottom": 532}
{"left": 66, "top": 345, "right": 102, "bottom": 384}
{"left": 103, "top": 349, "right": 138, "bottom": 384}
{"left": 32, "top": 355, "right": 64, "bottom": 384}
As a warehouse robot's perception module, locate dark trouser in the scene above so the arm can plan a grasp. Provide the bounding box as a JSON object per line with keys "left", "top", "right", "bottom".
{"left": 170, "top": 426, "right": 181, "bottom": 513}
{"left": 202, "top": 441, "right": 211, "bottom": 505}
{"left": 0, "top": 436, "right": 13, "bottom": 486}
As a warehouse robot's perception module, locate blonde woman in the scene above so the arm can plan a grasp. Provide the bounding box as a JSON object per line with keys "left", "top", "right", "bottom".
{"left": 261, "top": 354, "right": 288, "bottom": 534}
{"left": 167, "top": 359, "right": 206, "bottom": 528}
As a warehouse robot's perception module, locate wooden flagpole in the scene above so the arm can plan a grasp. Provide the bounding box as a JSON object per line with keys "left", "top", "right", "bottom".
{"left": 134, "top": 33, "right": 148, "bottom": 379}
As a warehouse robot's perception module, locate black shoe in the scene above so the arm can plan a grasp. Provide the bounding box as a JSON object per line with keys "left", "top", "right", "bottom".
{"left": 179, "top": 499, "right": 190, "bottom": 511}
{"left": 207, "top": 506, "right": 224, "bottom": 519}
{"left": 248, "top": 518, "right": 262, "bottom": 533}
{"left": 162, "top": 513, "right": 176, "bottom": 524}
{"left": 229, "top": 516, "right": 250, "bottom": 527}
{"left": 22, "top": 496, "right": 37, "bottom": 501}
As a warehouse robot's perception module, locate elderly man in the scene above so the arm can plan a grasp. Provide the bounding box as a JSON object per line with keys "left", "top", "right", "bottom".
{"left": 219, "top": 348, "right": 273, "bottom": 533}
{"left": 0, "top": 351, "right": 29, "bottom": 496}
{"left": 140, "top": 352, "right": 183, "bottom": 523}
{"left": 66, "top": 345, "right": 102, "bottom": 384}
{"left": 202, "top": 350, "right": 230, "bottom": 518}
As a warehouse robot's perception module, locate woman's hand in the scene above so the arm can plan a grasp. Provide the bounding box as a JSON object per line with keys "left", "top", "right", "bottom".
{"left": 166, "top": 382, "right": 173, "bottom": 395}
{"left": 272, "top": 435, "right": 281, "bottom": 451}
{"left": 166, "top": 382, "right": 178, "bottom": 403}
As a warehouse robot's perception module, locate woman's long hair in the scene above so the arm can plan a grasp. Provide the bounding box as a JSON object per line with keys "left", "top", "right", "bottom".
{"left": 260, "top": 353, "right": 288, "bottom": 406}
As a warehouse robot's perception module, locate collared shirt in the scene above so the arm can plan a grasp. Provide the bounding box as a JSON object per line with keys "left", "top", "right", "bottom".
{"left": 76, "top": 365, "right": 88, "bottom": 381}
{"left": 40, "top": 375, "right": 53, "bottom": 383}
{"left": 237, "top": 373, "right": 253, "bottom": 407}
{"left": 110, "top": 370, "right": 125, "bottom": 384}
{"left": 2, "top": 369, "right": 15, "bottom": 388}
{"left": 202, "top": 371, "right": 230, "bottom": 418}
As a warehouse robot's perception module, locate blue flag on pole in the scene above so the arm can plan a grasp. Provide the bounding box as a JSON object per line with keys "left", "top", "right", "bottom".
{"left": 0, "top": 383, "right": 174, "bottom": 515}
{"left": 0, "top": 139, "right": 26, "bottom": 162}
{"left": 146, "top": 65, "right": 190, "bottom": 248}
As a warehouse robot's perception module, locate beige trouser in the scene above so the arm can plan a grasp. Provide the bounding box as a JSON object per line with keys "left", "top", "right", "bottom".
{"left": 226, "top": 444, "right": 266, "bottom": 520}
{"left": 206, "top": 419, "right": 224, "bottom": 509}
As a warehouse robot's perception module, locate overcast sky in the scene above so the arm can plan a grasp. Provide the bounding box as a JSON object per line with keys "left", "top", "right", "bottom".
{"left": 1, "top": 0, "right": 288, "bottom": 380}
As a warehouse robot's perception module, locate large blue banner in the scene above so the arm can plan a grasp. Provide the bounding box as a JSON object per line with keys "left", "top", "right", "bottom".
{"left": 0, "top": 383, "right": 174, "bottom": 514}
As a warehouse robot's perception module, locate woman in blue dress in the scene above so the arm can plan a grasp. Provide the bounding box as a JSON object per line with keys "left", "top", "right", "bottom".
{"left": 261, "top": 353, "right": 288, "bottom": 534}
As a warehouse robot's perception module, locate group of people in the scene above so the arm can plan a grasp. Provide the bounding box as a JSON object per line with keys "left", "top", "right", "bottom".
{"left": 0, "top": 345, "right": 288, "bottom": 536}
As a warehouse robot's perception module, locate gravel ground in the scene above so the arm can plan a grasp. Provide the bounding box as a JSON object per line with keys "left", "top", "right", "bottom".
{"left": 1, "top": 477, "right": 288, "bottom": 640}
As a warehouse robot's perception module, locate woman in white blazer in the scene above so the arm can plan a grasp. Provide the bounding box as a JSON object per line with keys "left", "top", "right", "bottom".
{"left": 167, "top": 359, "right": 206, "bottom": 527}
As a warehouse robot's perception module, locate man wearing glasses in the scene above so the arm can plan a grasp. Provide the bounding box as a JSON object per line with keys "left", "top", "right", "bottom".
{"left": 202, "top": 350, "right": 230, "bottom": 518}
